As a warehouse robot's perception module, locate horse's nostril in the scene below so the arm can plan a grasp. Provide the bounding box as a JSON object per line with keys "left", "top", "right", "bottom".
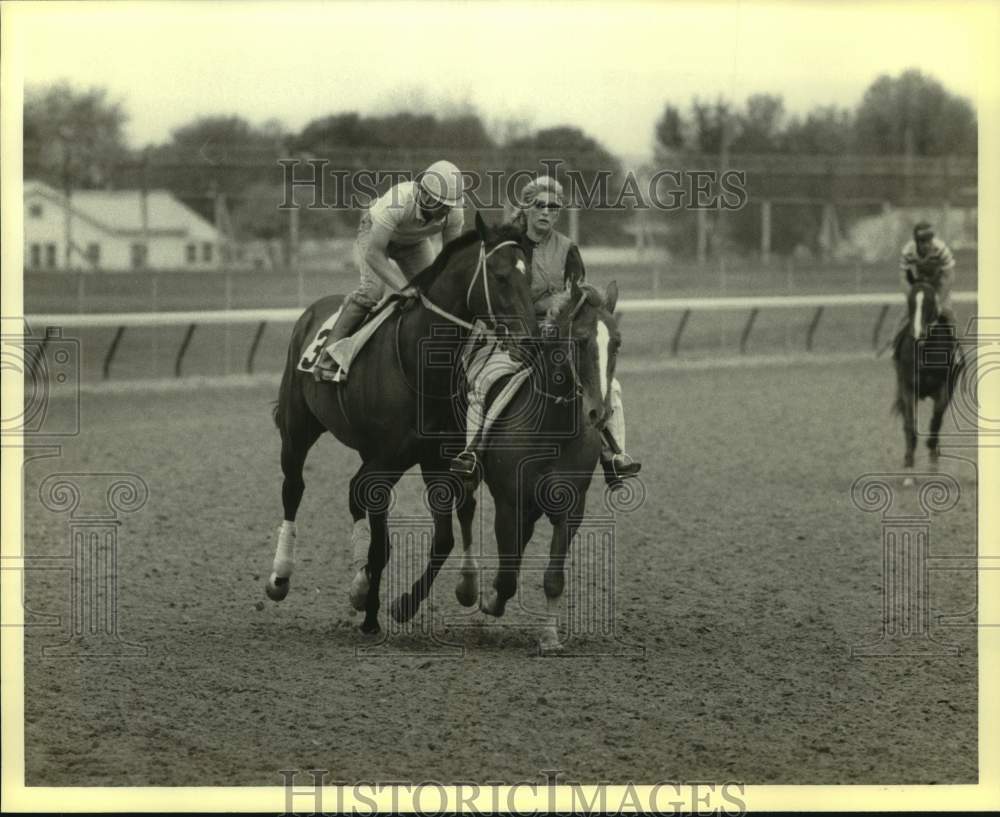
{"left": 589, "top": 409, "right": 599, "bottom": 423}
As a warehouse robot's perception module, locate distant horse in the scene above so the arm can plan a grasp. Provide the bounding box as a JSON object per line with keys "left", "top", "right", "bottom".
{"left": 394, "top": 279, "right": 623, "bottom": 649}
{"left": 267, "top": 213, "right": 537, "bottom": 634}
{"left": 893, "top": 280, "right": 965, "bottom": 480}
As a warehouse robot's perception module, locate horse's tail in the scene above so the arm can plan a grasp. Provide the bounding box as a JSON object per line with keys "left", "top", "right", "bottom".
{"left": 273, "top": 304, "right": 314, "bottom": 435}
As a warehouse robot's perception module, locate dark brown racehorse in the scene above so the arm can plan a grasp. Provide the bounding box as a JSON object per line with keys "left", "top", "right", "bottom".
{"left": 267, "top": 213, "right": 537, "bottom": 634}
{"left": 394, "top": 279, "right": 622, "bottom": 649}
{"left": 893, "top": 280, "right": 965, "bottom": 481}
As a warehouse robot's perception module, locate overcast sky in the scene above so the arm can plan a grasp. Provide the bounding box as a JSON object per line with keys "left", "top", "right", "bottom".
{"left": 12, "top": 0, "right": 992, "bottom": 162}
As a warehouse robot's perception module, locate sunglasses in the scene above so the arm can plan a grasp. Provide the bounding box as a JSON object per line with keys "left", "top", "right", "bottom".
{"left": 534, "top": 201, "right": 562, "bottom": 211}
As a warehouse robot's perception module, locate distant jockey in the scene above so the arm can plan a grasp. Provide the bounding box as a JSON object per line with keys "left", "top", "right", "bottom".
{"left": 315, "top": 160, "right": 465, "bottom": 380}
{"left": 449, "top": 175, "right": 642, "bottom": 487}
{"left": 899, "top": 220, "right": 957, "bottom": 326}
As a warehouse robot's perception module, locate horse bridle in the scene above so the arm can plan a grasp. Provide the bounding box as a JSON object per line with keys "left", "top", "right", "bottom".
{"left": 533, "top": 289, "right": 589, "bottom": 405}
{"left": 417, "top": 239, "right": 520, "bottom": 333}
{"left": 396, "top": 239, "right": 524, "bottom": 397}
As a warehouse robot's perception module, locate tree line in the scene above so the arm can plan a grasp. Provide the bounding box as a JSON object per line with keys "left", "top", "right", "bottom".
{"left": 24, "top": 68, "right": 976, "bottom": 254}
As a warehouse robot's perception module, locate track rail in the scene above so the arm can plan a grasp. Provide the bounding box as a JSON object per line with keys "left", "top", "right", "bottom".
{"left": 25, "top": 291, "right": 977, "bottom": 379}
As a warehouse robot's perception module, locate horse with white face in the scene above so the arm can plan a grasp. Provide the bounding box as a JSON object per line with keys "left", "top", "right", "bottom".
{"left": 475, "top": 280, "right": 623, "bottom": 649}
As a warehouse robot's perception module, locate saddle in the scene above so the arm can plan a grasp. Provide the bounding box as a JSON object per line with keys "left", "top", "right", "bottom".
{"left": 297, "top": 298, "right": 399, "bottom": 382}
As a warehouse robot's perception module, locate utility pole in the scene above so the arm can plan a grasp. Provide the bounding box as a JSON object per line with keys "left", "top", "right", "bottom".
{"left": 140, "top": 147, "right": 150, "bottom": 270}
{"left": 59, "top": 127, "right": 74, "bottom": 271}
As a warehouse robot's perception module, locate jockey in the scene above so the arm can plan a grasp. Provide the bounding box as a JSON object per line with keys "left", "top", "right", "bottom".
{"left": 315, "top": 160, "right": 466, "bottom": 379}
{"left": 449, "top": 175, "right": 642, "bottom": 486}
{"left": 899, "top": 221, "right": 957, "bottom": 327}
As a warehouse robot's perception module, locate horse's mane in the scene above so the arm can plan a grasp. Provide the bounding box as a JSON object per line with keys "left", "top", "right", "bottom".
{"left": 407, "top": 222, "right": 525, "bottom": 292}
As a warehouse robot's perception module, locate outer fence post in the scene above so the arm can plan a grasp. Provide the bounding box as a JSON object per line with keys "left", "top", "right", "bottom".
{"left": 671, "top": 309, "right": 691, "bottom": 357}
{"left": 806, "top": 306, "right": 824, "bottom": 351}
{"left": 739, "top": 308, "right": 759, "bottom": 354}
{"left": 872, "top": 304, "right": 891, "bottom": 350}
{"left": 175, "top": 323, "right": 197, "bottom": 378}
{"left": 103, "top": 326, "right": 126, "bottom": 380}
{"left": 247, "top": 321, "right": 267, "bottom": 375}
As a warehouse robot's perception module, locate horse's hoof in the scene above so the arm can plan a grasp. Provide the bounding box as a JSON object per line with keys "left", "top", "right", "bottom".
{"left": 539, "top": 627, "right": 563, "bottom": 653}
{"left": 349, "top": 567, "right": 369, "bottom": 611}
{"left": 265, "top": 574, "right": 289, "bottom": 602}
{"left": 391, "top": 594, "right": 417, "bottom": 624}
{"left": 479, "top": 594, "right": 503, "bottom": 618}
{"left": 455, "top": 576, "right": 479, "bottom": 608}
{"left": 359, "top": 619, "right": 381, "bottom": 636}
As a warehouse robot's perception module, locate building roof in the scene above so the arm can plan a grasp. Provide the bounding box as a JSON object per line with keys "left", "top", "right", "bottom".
{"left": 25, "top": 180, "right": 218, "bottom": 240}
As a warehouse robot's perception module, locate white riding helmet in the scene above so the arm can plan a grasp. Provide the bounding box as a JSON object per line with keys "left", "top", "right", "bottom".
{"left": 418, "top": 160, "right": 465, "bottom": 208}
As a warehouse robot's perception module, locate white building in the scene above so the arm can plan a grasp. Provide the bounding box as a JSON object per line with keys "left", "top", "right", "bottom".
{"left": 24, "top": 180, "right": 222, "bottom": 272}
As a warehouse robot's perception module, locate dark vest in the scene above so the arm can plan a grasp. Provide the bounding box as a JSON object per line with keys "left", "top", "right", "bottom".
{"left": 528, "top": 230, "right": 573, "bottom": 315}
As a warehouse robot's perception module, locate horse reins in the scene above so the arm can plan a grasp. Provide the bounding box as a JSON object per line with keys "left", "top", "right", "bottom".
{"left": 416, "top": 239, "right": 520, "bottom": 332}
{"left": 532, "top": 289, "right": 589, "bottom": 405}
{"left": 397, "top": 239, "right": 521, "bottom": 395}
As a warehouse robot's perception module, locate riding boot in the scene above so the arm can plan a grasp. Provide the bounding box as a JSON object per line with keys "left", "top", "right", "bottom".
{"left": 601, "top": 452, "right": 642, "bottom": 491}
{"left": 314, "top": 297, "right": 370, "bottom": 380}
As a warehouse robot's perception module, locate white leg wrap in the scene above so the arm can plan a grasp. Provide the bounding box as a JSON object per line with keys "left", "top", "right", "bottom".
{"left": 351, "top": 518, "right": 371, "bottom": 570}
{"left": 349, "top": 565, "right": 370, "bottom": 611}
{"left": 460, "top": 548, "right": 478, "bottom": 575}
{"left": 540, "top": 595, "right": 562, "bottom": 650}
{"left": 271, "top": 521, "right": 296, "bottom": 578}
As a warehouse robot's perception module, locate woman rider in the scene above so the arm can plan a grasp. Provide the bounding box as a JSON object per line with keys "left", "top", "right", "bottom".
{"left": 450, "top": 175, "right": 641, "bottom": 485}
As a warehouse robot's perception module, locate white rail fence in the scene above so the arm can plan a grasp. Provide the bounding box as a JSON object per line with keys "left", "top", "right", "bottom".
{"left": 26, "top": 291, "right": 977, "bottom": 380}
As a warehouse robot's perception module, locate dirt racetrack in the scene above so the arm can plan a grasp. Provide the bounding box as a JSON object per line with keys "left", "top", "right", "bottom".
{"left": 22, "top": 357, "right": 977, "bottom": 786}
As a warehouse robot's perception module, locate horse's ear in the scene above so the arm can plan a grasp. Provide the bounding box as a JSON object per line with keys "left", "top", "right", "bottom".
{"left": 568, "top": 277, "right": 582, "bottom": 301}
{"left": 604, "top": 280, "right": 619, "bottom": 314}
{"left": 474, "top": 211, "right": 488, "bottom": 241}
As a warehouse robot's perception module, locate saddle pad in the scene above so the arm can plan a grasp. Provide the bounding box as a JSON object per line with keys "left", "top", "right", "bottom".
{"left": 297, "top": 299, "right": 398, "bottom": 381}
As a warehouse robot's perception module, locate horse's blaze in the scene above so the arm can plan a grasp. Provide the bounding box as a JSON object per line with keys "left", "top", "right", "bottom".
{"left": 913, "top": 291, "right": 924, "bottom": 339}
{"left": 596, "top": 319, "right": 611, "bottom": 402}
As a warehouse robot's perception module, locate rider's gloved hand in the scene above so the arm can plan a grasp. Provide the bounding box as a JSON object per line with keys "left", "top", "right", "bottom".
{"left": 396, "top": 286, "right": 420, "bottom": 311}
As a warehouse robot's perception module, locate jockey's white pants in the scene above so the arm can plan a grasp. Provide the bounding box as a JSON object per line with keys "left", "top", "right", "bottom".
{"left": 605, "top": 378, "right": 626, "bottom": 457}
{"left": 351, "top": 215, "right": 436, "bottom": 308}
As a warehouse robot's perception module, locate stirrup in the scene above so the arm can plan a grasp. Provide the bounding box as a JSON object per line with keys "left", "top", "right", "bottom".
{"left": 450, "top": 451, "right": 479, "bottom": 476}
{"left": 603, "top": 454, "right": 641, "bottom": 482}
